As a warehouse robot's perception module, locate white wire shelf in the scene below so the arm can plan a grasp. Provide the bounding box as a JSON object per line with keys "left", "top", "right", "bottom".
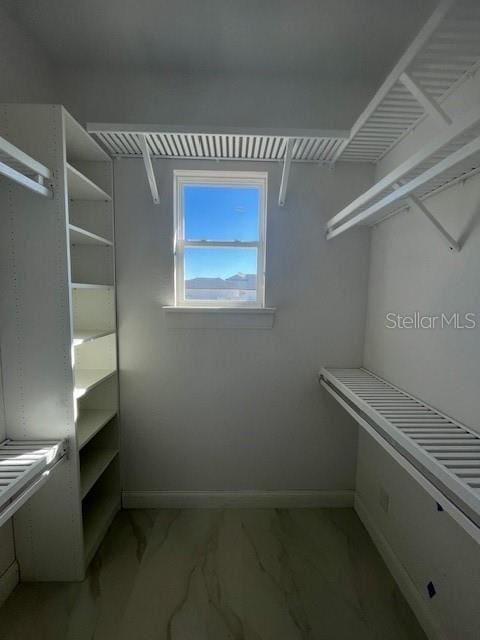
{"left": 320, "top": 367, "right": 480, "bottom": 532}
{"left": 66, "top": 163, "right": 112, "bottom": 202}
{"left": 0, "top": 439, "right": 66, "bottom": 527}
{"left": 69, "top": 224, "right": 112, "bottom": 247}
{"left": 0, "top": 134, "right": 52, "bottom": 197}
{"left": 77, "top": 410, "right": 117, "bottom": 450}
{"left": 335, "top": 0, "right": 480, "bottom": 163}
{"left": 80, "top": 448, "right": 118, "bottom": 499}
{"left": 326, "top": 105, "right": 480, "bottom": 239}
{"left": 87, "top": 124, "right": 349, "bottom": 164}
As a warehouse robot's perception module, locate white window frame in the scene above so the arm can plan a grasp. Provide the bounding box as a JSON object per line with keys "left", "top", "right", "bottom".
{"left": 174, "top": 170, "right": 268, "bottom": 308}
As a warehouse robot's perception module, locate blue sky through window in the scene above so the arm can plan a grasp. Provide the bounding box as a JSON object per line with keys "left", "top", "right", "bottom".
{"left": 185, "top": 248, "right": 257, "bottom": 280}
{"left": 184, "top": 185, "right": 260, "bottom": 280}
{"left": 184, "top": 185, "right": 259, "bottom": 242}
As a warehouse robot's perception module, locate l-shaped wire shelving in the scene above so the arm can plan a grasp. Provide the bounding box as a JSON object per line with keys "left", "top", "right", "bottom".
{"left": 326, "top": 0, "right": 480, "bottom": 248}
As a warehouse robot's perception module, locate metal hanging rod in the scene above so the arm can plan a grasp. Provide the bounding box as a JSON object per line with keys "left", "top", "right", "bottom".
{"left": 0, "top": 134, "right": 52, "bottom": 197}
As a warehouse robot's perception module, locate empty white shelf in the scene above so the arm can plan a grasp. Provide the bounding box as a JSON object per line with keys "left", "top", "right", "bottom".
{"left": 64, "top": 110, "right": 111, "bottom": 162}
{"left": 74, "top": 368, "right": 116, "bottom": 399}
{"left": 320, "top": 367, "right": 480, "bottom": 530}
{"left": 83, "top": 490, "right": 120, "bottom": 565}
{"left": 0, "top": 134, "right": 52, "bottom": 197}
{"left": 69, "top": 224, "right": 112, "bottom": 246}
{"left": 66, "top": 163, "right": 111, "bottom": 202}
{"left": 81, "top": 449, "right": 118, "bottom": 499}
{"left": 77, "top": 410, "right": 117, "bottom": 450}
{"left": 73, "top": 329, "right": 115, "bottom": 346}
{"left": 0, "top": 439, "right": 66, "bottom": 527}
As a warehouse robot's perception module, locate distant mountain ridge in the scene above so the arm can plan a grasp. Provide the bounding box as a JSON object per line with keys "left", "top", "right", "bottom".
{"left": 186, "top": 272, "right": 256, "bottom": 290}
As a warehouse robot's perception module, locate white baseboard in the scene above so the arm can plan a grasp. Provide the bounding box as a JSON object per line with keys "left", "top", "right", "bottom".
{"left": 122, "top": 490, "right": 354, "bottom": 509}
{"left": 0, "top": 561, "right": 19, "bottom": 608}
{"left": 354, "top": 494, "right": 447, "bottom": 640}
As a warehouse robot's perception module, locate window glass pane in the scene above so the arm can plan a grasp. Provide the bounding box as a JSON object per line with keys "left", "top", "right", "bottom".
{"left": 185, "top": 247, "right": 257, "bottom": 302}
{"left": 184, "top": 185, "right": 260, "bottom": 241}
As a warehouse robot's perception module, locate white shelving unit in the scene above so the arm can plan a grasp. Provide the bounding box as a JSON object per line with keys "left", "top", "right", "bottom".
{"left": 0, "top": 103, "right": 120, "bottom": 581}
{"left": 66, "top": 112, "right": 120, "bottom": 573}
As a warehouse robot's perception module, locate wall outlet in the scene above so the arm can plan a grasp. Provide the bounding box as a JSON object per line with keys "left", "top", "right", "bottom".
{"left": 379, "top": 486, "right": 390, "bottom": 514}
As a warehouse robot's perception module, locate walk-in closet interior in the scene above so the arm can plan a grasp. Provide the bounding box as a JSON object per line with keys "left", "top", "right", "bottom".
{"left": 0, "top": 1, "right": 479, "bottom": 638}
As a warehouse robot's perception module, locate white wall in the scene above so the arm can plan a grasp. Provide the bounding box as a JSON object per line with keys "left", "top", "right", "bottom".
{"left": 364, "top": 172, "right": 480, "bottom": 430}
{"left": 357, "top": 431, "right": 480, "bottom": 640}
{"left": 114, "top": 158, "right": 372, "bottom": 497}
{"left": 57, "top": 68, "right": 373, "bottom": 132}
{"left": 0, "top": 6, "right": 57, "bottom": 102}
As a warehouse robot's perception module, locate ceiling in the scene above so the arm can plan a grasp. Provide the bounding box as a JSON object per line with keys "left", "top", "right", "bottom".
{"left": 7, "top": 0, "right": 437, "bottom": 79}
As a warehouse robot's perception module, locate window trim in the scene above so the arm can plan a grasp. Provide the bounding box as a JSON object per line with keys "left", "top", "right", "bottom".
{"left": 174, "top": 170, "right": 268, "bottom": 308}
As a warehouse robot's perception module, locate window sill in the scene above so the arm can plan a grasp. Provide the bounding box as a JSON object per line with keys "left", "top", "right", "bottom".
{"left": 163, "top": 306, "right": 276, "bottom": 329}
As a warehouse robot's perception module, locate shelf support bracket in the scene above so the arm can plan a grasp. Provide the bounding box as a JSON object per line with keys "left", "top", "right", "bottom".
{"left": 392, "top": 181, "right": 459, "bottom": 251}
{"left": 407, "top": 194, "right": 460, "bottom": 251}
{"left": 137, "top": 134, "right": 160, "bottom": 205}
{"left": 278, "top": 138, "right": 294, "bottom": 207}
{"left": 400, "top": 72, "right": 452, "bottom": 127}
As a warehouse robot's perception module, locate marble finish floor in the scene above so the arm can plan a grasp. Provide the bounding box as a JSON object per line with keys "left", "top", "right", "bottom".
{"left": 0, "top": 508, "right": 427, "bottom": 640}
